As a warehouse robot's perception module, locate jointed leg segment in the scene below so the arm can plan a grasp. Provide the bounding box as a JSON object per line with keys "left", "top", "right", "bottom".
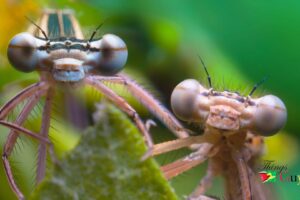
{"left": 85, "top": 76, "right": 153, "bottom": 149}
{"left": 152, "top": 134, "right": 218, "bottom": 156}
{"left": 2, "top": 101, "right": 40, "bottom": 200}
{"left": 94, "top": 74, "right": 191, "bottom": 139}
{"left": 230, "top": 148, "right": 252, "bottom": 200}
{"left": 36, "top": 88, "right": 54, "bottom": 183}
{"left": 1, "top": 84, "right": 50, "bottom": 200}
{"left": 188, "top": 160, "right": 217, "bottom": 199}
{"left": 161, "top": 143, "right": 215, "bottom": 180}
{"left": 0, "top": 82, "right": 49, "bottom": 119}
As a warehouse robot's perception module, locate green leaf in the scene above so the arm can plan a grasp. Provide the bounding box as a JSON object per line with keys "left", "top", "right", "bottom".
{"left": 30, "top": 103, "right": 178, "bottom": 200}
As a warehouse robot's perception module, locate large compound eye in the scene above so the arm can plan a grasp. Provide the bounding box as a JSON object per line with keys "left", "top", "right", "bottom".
{"left": 171, "top": 79, "right": 208, "bottom": 121}
{"left": 86, "top": 34, "right": 128, "bottom": 75}
{"left": 7, "top": 33, "right": 41, "bottom": 72}
{"left": 253, "top": 95, "right": 287, "bottom": 136}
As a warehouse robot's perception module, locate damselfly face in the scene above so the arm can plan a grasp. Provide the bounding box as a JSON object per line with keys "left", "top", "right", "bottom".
{"left": 171, "top": 79, "right": 287, "bottom": 136}
{"left": 7, "top": 31, "right": 128, "bottom": 82}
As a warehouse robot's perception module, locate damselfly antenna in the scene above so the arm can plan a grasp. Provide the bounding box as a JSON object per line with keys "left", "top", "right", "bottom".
{"left": 248, "top": 76, "right": 268, "bottom": 96}
{"left": 25, "top": 16, "right": 49, "bottom": 41}
{"left": 198, "top": 54, "right": 212, "bottom": 88}
{"left": 89, "top": 23, "right": 104, "bottom": 42}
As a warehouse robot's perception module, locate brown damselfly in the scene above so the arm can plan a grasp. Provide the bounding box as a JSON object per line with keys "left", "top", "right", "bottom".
{"left": 151, "top": 57, "right": 287, "bottom": 200}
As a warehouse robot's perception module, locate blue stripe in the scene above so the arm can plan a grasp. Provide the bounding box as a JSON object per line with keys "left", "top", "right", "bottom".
{"left": 48, "top": 14, "right": 60, "bottom": 39}
{"left": 47, "top": 12, "right": 76, "bottom": 39}
{"left": 63, "top": 14, "right": 75, "bottom": 37}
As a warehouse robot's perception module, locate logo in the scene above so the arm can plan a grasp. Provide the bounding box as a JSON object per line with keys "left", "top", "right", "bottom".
{"left": 259, "top": 170, "right": 276, "bottom": 183}
{"left": 258, "top": 160, "right": 300, "bottom": 185}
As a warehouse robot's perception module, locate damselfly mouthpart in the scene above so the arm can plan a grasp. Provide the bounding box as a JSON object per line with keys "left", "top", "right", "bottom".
{"left": 1, "top": 9, "right": 191, "bottom": 200}
{"left": 152, "top": 58, "right": 287, "bottom": 200}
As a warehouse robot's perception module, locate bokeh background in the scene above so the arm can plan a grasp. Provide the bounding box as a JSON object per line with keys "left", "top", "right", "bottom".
{"left": 0, "top": 0, "right": 299, "bottom": 199}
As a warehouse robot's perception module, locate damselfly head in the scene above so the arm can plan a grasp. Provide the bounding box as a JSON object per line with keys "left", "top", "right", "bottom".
{"left": 7, "top": 32, "right": 128, "bottom": 82}
{"left": 171, "top": 79, "right": 287, "bottom": 136}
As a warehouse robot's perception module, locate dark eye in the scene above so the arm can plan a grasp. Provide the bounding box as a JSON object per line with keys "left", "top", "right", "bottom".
{"left": 85, "top": 34, "right": 128, "bottom": 75}
{"left": 7, "top": 33, "right": 46, "bottom": 72}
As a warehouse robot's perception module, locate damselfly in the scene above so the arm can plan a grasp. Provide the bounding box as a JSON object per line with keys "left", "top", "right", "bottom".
{"left": 151, "top": 57, "right": 287, "bottom": 200}
{"left": 1, "top": 9, "right": 190, "bottom": 200}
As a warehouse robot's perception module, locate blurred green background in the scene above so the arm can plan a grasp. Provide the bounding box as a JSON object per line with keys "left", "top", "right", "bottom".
{"left": 0, "top": 0, "right": 300, "bottom": 199}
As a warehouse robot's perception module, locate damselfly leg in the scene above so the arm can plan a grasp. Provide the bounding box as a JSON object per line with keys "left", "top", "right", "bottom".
{"left": 94, "top": 74, "right": 191, "bottom": 138}
{"left": 1, "top": 82, "right": 51, "bottom": 200}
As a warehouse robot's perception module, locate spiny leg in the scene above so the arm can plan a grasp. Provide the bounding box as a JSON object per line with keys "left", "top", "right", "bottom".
{"left": 1, "top": 90, "right": 48, "bottom": 200}
{"left": 84, "top": 76, "right": 153, "bottom": 150}
{"left": 36, "top": 88, "right": 54, "bottom": 183}
{"left": 0, "top": 82, "right": 49, "bottom": 119}
{"left": 3, "top": 91, "right": 46, "bottom": 156}
{"left": 1, "top": 83, "right": 49, "bottom": 150}
{"left": 0, "top": 82, "right": 50, "bottom": 199}
{"left": 0, "top": 121, "right": 50, "bottom": 142}
{"left": 93, "top": 74, "right": 191, "bottom": 139}
{"left": 1, "top": 97, "right": 49, "bottom": 199}
{"left": 2, "top": 154, "right": 25, "bottom": 200}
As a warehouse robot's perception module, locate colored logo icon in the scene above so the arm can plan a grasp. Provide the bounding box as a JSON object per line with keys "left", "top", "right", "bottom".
{"left": 259, "top": 171, "right": 277, "bottom": 183}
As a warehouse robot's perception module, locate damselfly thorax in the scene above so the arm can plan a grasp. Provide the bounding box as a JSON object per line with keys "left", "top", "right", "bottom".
{"left": 2, "top": 9, "right": 191, "bottom": 200}
{"left": 152, "top": 59, "right": 287, "bottom": 200}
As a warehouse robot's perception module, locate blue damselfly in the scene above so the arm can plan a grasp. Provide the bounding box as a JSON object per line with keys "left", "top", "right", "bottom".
{"left": 2, "top": 9, "right": 190, "bottom": 199}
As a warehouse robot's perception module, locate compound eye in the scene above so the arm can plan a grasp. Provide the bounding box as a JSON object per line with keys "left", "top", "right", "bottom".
{"left": 253, "top": 95, "right": 287, "bottom": 136}
{"left": 86, "top": 34, "right": 128, "bottom": 75}
{"left": 7, "top": 33, "right": 40, "bottom": 72}
{"left": 171, "top": 79, "right": 208, "bottom": 121}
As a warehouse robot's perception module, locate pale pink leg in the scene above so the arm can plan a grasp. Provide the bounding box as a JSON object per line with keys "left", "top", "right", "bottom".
{"left": 2, "top": 89, "right": 47, "bottom": 200}
{"left": 187, "top": 195, "right": 220, "bottom": 200}
{"left": 36, "top": 88, "right": 54, "bottom": 183}
{"left": 0, "top": 82, "right": 49, "bottom": 119}
{"left": 0, "top": 121, "right": 50, "bottom": 143}
{"left": 161, "top": 143, "right": 215, "bottom": 180}
{"left": 2, "top": 156, "right": 25, "bottom": 200}
{"left": 230, "top": 149, "right": 252, "bottom": 200}
{"left": 3, "top": 91, "right": 46, "bottom": 156}
{"left": 188, "top": 160, "right": 217, "bottom": 199}
{"left": 247, "top": 165, "right": 270, "bottom": 200}
{"left": 242, "top": 147, "right": 270, "bottom": 200}
{"left": 152, "top": 134, "right": 217, "bottom": 156}
{"left": 84, "top": 76, "right": 153, "bottom": 149}
{"left": 93, "top": 74, "right": 191, "bottom": 139}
